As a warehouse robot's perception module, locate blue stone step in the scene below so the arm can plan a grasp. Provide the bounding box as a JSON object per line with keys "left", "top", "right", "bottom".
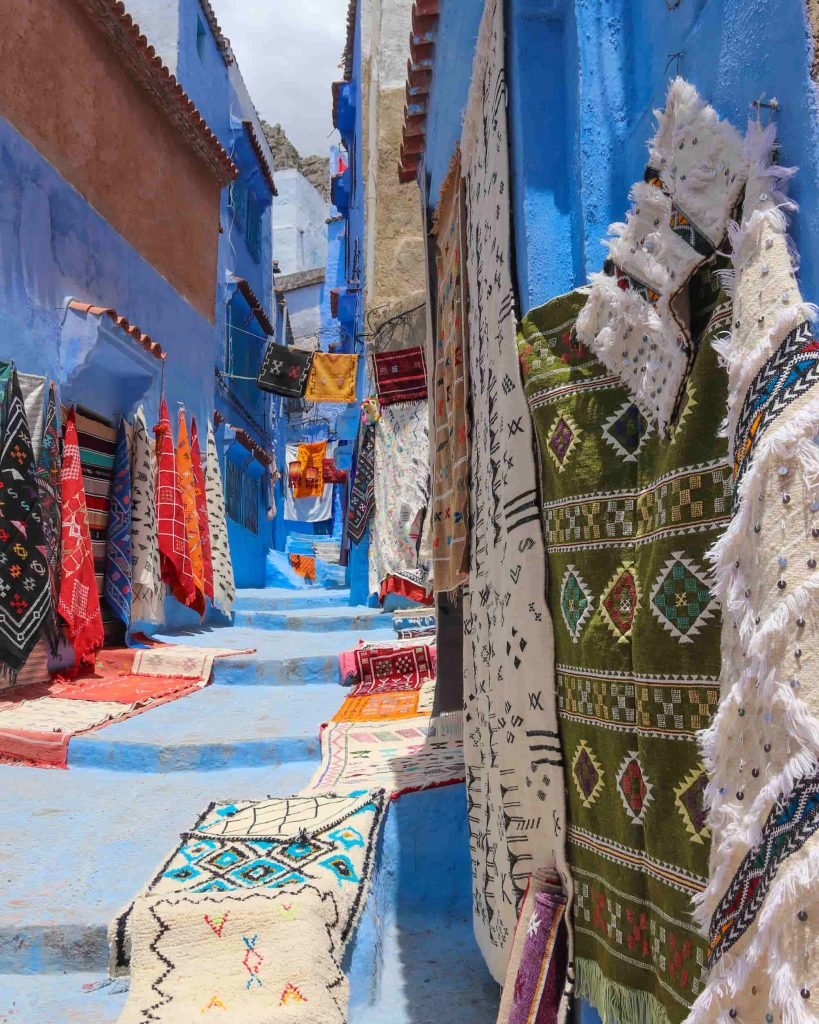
{"left": 67, "top": 682, "right": 340, "bottom": 773}
{"left": 233, "top": 587, "right": 351, "bottom": 612}
{"left": 233, "top": 605, "right": 393, "bottom": 633}
{"left": 148, "top": 625, "right": 372, "bottom": 687}
{"left": 0, "top": 762, "right": 318, "bottom": 975}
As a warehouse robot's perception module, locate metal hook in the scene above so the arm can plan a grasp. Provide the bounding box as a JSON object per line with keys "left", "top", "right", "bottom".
{"left": 665, "top": 51, "right": 685, "bottom": 77}
{"left": 751, "top": 96, "right": 781, "bottom": 125}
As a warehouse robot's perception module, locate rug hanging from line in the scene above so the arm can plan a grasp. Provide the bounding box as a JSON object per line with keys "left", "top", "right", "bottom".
{"left": 129, "top": 406, "right": 163, "bottom": 628}
{"left": 154, "top": 399, "right": 195, "bottom": 609}
{"left": 256, "top": 339, "right": 314, "bottom": 397}
{"left": 0, "top": 363, "right": 47, "bottom": 462}
{"left": 284, "top": 442, "right": 334, "bottom": 522}
{"left": 368, "top": 401, "right": 432, "bottom": 600}
{"left": 104, "top": 419, "right": 132, "bottom": 629}
{"left": 304, "top": 352, "right": 358, "bottom": 403}
{"left": 431, "top": 150, "right": 470, "bottom": 593}
{"left": 58, "top": 407, "right": 104, "bottom": 675}
{"left": 205, "top": 421, "right": 235, "bottom": 616}
{"left": 0, "top": 370, "right": 51, "bottom": 681}
{"left": 347, "top": 423, "right": 375, "bottom": 544}
{"left": 292, "top": 440, "right": 327, "bottom": 499}
{"left": 460, "top": 0, "right": 569, "bottom": 986}
{"left": 176, "top": 410, "right": 205, "bottom": 616}
{"left": 189, "top": 418, "right": 214, "bottom": 603}
{"left": 687, "top": 121, "right": 819, "bottom": 1024}
{"left": 35, "top": 383, "right": 62, "bottom": 653}
{"left": 372, "top": 346, "right": 428, "bottom": 406}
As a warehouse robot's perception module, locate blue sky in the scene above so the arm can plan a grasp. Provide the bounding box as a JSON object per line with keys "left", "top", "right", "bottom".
{"left": 210, "top": 0, "right": 346, "bottom": 157}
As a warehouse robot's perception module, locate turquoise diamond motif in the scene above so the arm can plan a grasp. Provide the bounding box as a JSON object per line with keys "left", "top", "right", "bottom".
{"left": 650, "top": 552, "right": 716, "bottom": 643}
{"left": 560, "top": 565, "right": 593, "bottom": 643}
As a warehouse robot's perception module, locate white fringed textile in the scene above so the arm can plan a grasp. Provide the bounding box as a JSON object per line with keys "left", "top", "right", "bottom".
{"left": 461, "top": 0, "right": 570, "bottom": 998}
{"left": 688, "top": 119, "right": 819, "bottom": 1024}
{"left": 577, "top": 78, "right": 746, "bottom": 432}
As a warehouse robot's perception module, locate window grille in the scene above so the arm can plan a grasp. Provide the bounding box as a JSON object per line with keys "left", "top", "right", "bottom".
{"left": 225, "top": 460, "right": 260, "bottom": 534}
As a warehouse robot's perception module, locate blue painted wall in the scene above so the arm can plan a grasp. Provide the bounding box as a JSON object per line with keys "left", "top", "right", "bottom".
{"left": 423, "top": 0, "right": 819, "bottom": 318}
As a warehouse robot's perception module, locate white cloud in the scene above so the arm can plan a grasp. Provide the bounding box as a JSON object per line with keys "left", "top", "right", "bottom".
{"left": 210, "top": 0, "right": 347, "bottom": 158}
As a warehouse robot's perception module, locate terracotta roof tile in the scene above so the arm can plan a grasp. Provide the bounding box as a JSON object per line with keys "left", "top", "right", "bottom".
{"left": 242, "top": 120, "right": 278, "bottom": 196}
{"left": 232, "top": 426, "right": 273, "bottom": 466}
{"left": 341, "top": 0, "right": 357, "bottom": 81}
{"left": 232, "top": 277, "right": 274, "bottom": 336}
{"left": 398, "top": 1, "right": 440, "bottom": 183}
{"left": 197, "top": 0, "right": 235, "bottom": 65}
{"left": 67, "top": 300, "right": 165, "bottom": 360}
{"left": 73, "top": 0, "right": 237, "bottom": 185}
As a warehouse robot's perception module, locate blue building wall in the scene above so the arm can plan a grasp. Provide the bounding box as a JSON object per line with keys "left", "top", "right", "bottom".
{"left": 423, "top": 0, "right": 819, "bottom": 317}
{"left": 337, "top": 5, "right": 372, "bottom": 607}
{"left": 419, "top": 1, "right": 819, "bottom": 1019}
{"left": 129, "top": 0, "right": 277, "bottom": 593}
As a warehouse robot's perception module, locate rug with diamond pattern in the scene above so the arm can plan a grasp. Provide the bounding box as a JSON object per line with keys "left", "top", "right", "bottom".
{"left": 110, "top": 791, "right": 385, "bottom": 978}
{"left": 517, "top": 259, "right": 731, "bottom": 1024}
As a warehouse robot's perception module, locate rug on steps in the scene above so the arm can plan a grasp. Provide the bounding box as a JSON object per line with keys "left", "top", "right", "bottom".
{"left": 0, "top": 640, "right": 251, "bottom": 767}
{"left": 307, "top": 712, "right": 464, "bottom": 797}
{"left": 337, "top": 636, "right": 435, "bottom": 688}
{"left": 352, "top": 641, "right": 436, "bottom": 695}
{"left": 112, "top": 791, "right": 386, "bottom": 1024}
{"left": 332, "top": 678, "right": 436, "bottom": 722}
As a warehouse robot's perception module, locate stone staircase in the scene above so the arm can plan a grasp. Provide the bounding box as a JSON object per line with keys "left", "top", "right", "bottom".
{"left": 0, "top": 587, "right": 497, "bottom": 1023}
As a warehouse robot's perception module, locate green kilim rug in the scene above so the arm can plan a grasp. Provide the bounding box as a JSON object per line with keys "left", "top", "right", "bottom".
{"left": 518, "top": 261, "right": 731, "bottom": 1024}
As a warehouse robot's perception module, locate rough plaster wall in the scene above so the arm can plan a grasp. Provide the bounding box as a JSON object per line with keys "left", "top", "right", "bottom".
{"left": 0, "top": 0, "right": 221, "bottom": 321}
{"left": 809, "top": 0, "right": 819, "bottom": 78}
{"left": 370, "top": 88, "right": 425, "bottom": 312}
{"left": 360, "top": 0, "right": 425, "bottom": 332}
{"left": 272, "top": 169, "right": 329, "bottom": 276}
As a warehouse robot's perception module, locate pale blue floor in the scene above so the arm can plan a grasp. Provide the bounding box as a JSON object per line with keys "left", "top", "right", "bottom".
{"left": 0, "top": 587, "right": 499, "bottom": 1023}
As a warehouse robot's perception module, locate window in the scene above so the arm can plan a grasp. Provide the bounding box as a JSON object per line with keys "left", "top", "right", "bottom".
{"left": 196, "top": 17, "right": 207, "bottom": 61}
{"left": 225, "top": 460, "right": 260, "bottom": 534}
{"left": 226, "top": 298, "right": 265, "bottom": 422}
{"left": 246, "top": 192, "right": 262, "bottom": 263}
{"left": 229, "top": 179, "right": 248, "bottom": 232}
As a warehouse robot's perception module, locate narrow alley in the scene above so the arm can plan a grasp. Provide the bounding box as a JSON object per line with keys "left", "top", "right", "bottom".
{"left": 1, "top": 1, "right": 819, "bottom": 1023}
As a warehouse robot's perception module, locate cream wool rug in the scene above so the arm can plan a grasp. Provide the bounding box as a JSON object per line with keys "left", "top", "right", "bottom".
{"left": 111, "top": 790, "right": 386, "bottom": 994}
{"left": 119, "top": 887, "right": 348, "bottom": 1023}
{"left": 688, "top": 120, "right": 819, "bottom": 1024}
{"left": 576, "top": 78, "right": 746, "bottom": 433}
{"left": 307, "top": 712, "right": 464, "bottom": 796}
{"left": 460, "top": 0, "right": 570, "bottom": 987}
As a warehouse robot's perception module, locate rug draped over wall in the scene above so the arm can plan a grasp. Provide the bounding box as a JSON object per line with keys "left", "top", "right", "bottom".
{"left": 460, "top": 0, "right": 570, "bottom": 987}
{"left": 517, "top": 75, "right": 752, "bottom": 1021}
